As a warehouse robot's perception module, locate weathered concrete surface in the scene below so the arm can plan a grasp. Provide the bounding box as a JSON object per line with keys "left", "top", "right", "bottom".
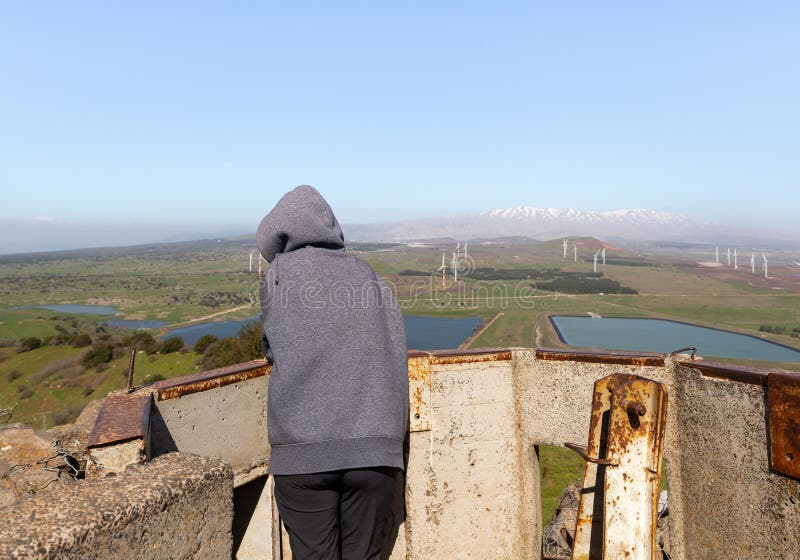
{"left": 151, "top": 376, "right": 269, "bottom": 474}
{"left": 402, "top": 358, "right": 539, "bottom": 558}
{"left": 0, "top": 453, "right": 233, "bottom": 560}
{"left": 0, "top": 424, "right": 60, "bottom": 508}
{"left": 668, "top": 363, "right": 800, "bottom": 559}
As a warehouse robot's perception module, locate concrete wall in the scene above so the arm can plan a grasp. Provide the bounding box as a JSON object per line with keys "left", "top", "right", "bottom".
{"left": 668, "top": 364, "right": 800, "bottom": 559}
{"left": 151, "top": 376, "right": 269, "bottom": 476}
{"left": 9, "top": 349, "right": 799, "bottom": 559}
{"left": 142, "top": 351, "right": 800, "bottom": 559}
{"left": 0, "top": 453, "right": 233, "bottom": 560}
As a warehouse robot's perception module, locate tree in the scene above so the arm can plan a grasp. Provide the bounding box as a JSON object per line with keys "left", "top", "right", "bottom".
{"left": 194, "top": 334, "right": 218, "bottom": 354}
{"left": 19, "top": 337, "right": 43, "bottom": 353}
{"left": 158, "top": 337, "right": 184, "bottom": 354}
{"left": 123, "top": 331, "right": 157, "bottom": 353}
{"left": 81, "top": 344, "right": 114, "bottom": 368}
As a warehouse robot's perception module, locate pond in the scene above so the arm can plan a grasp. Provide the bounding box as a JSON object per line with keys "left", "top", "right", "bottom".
{"left": 549, "top": 315, "right": 800, "bottom": 363}
{"left": 11, "top": 304, "right": 119, "bottom": 315}
{"left": 165, "top": 314, "right": 483, "bottom": 351}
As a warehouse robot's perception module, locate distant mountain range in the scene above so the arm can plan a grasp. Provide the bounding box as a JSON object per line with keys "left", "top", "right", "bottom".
{"left": 1, "top": 206, "right": 796, "bottom": 255}
{"left": 345, "top": 206, "right": 797, "bottom": 246}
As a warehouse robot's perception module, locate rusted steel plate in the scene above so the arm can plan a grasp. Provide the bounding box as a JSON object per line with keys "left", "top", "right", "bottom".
{"left": 155, "top": 360, "right": 271, "bottom": 400}
{"left": 87, "top": 393, "right": 152, "bottom": 449}
{"left": 408, "top": 356, "right": 432, "bottom": 432}
{"left": 570, "top": 373, "right": 668, "bottom": 560}
{"left": 681, "top": 360, "right": 768, "bottom": 386}
{"left": 537, "top": 347, "right": 665, "bottom": 367}
{"left": 768, "top": 372, "right": 800, "bottom": 480}
{"left": 430, "top": 348, "right": 512, "bottom": 365}
{"left": 603, "top": 374, "right": 667, "bottom": 560}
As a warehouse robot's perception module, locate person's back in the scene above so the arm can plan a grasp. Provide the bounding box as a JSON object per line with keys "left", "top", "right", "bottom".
{"left": 257, "top": 185, "right": 408, "bottom": 559}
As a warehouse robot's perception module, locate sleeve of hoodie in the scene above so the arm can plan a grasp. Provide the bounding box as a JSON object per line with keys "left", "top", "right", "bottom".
{"left": 259, "top": 272, "right": 274, "bottom": 364}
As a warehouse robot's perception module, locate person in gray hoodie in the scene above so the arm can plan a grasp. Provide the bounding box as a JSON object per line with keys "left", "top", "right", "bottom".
{"left": 257, "top": 185, "right": 409, "bottom": 560}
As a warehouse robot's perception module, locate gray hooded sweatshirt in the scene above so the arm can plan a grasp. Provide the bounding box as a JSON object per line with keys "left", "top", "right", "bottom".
{"left": 257, "top": 186, "right": 409, "bottom": 475}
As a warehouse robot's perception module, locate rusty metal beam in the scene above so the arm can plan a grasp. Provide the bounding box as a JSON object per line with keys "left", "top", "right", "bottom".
{"left": 768, "top": 372, "right": 800, "bottom": 480}
{"left": 537, "top": 347, "right": 665, "bottom": 367}
{"left": 679, "top": 360, "right": 769, "bottom": 386}
{"left": 155, "top": 360, "right": 271, "bottom": 401}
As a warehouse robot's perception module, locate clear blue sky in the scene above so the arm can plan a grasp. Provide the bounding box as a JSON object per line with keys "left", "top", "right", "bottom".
{"left": 1, "top": 2, "right": 797, "bottom": 231}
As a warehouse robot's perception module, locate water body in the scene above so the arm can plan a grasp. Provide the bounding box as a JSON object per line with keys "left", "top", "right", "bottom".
{"left": 165, "top": 314, "right": 483, "bottom": 350}
{"left": 11, "top": 304, "right": 119, "bottom": 315}
{"left": 404, "top": 315, "right": 483, "bottom": 351}
{"left": 550, "top": 315, "right": 800, "bottom": 363}
{"left": 105, "top": 319, "right": 169, "bottom": 329}
{"left": 167, "top": 316, "right": 260, "bottom": 346}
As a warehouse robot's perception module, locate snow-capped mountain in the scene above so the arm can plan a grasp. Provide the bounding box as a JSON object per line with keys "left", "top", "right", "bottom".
{"left": 482, "top": 207, "right": 697, "bottom": 226}
{"left": 344, "top": 206, "right": 713, "bottom": 243}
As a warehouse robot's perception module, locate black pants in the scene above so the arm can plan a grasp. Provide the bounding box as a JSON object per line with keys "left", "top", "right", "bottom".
{"left": 273, "top": 467, "right": 398, "bottom": 560}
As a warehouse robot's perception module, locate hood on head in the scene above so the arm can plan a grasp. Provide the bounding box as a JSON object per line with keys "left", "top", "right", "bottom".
{"left": 257, "top": 185, "right": 345, "bottom": 262}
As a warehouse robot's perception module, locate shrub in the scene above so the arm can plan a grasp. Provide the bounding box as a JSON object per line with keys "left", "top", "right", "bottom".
{"left": 81, "top": 344, "right": 114, "bottom": 369}
{"left": 202, "top": 338, "right": 246, "bottom": 370}
{"left": 201, "top": 321, "right": 262, "bottom": 369}
{"left": 193, "top": 334, "right": 218, "bottom": 354}
{"left": 18, "top": 337, "right": 43, "bottom": 353}
{"left": 158, "top": 337, "right": 184, "bottom": 354}
{"left": 69, "top": 333, "right": 92, "bottom": 348}
{"left": 123, "top": 331, "right": 157, "bottom": 353}
{"left": 7, "top": 369, "right": 22, "bottom": 382}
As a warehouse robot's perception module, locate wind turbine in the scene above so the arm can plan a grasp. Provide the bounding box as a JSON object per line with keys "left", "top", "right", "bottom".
{"left": 249, "top": 249, "right": 256, "bottom": 273}
{"left": 734, "top": 248, "right": 738, "bottom": 270}
{"left": 451, "top": 251, "right": 458, "bottom": 283}
{"left": 456, "top": 241, "right": 460, "bottom": 257}
{"left": 762, "top": 253, "right": 768, "bottom": 279}
{"left": 438, "top": 252, "right": 447, "bottom": 288}
{"left": 593, "top": 250, "right": 600, "bottom": 273}
{"left": 601, "top": 247, "right": 606, "bottom": 266}
{"left": 574, "top": 245, "right": 578, "bottom": 262}
{"left": 563, "top": 239, "right": 568, "bottom": 259}
{"left": 793, "top": 260, "right": 800, "bottom": 267}
{"left": 727, "top": 248, "right": 731, "bottom": 267}
{"left": 715, "top": 246, "right": 719, "bottom": 265}
{"left": 464, "top": 241, "right": 469, "bottom": 259}
{"left": 751, "top": 253, "right": 755, "bottom": 274}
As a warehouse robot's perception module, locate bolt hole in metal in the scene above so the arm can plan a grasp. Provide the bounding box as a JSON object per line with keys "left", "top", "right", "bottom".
{"left": 414, "top": 413, "right": 420, "bottom": 419}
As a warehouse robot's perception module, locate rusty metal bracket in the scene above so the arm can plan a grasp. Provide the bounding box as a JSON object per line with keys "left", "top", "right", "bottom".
{"left": 768, "top": 372, "right": 800, "bottom": 480}
{"left": 408, "top": 355, "right": 432, "bottom": 432}
{"left": 564, "top": 443, "right": 618, "bottom": 466}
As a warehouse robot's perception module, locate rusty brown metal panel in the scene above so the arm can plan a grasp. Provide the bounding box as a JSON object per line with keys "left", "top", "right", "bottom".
{"left": 570, "top": 373, "right": 668, "bottom": 560}
{"left": 602, "top": 374, "right": 667, "bottom": 560}
{"left": 155, "top": 360, "right": 271, "bottom": 401}
{"left": 408, "top": 356, "right": 432, "bottom": 432}
{"left": 536, "top": 347, "right": 665, "bottom": 367}
{"left": 768, "top": 372, "right": 800, "bottom": 480}
{"left": 87, "top": 393, "right": 152, "bottom": 449}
